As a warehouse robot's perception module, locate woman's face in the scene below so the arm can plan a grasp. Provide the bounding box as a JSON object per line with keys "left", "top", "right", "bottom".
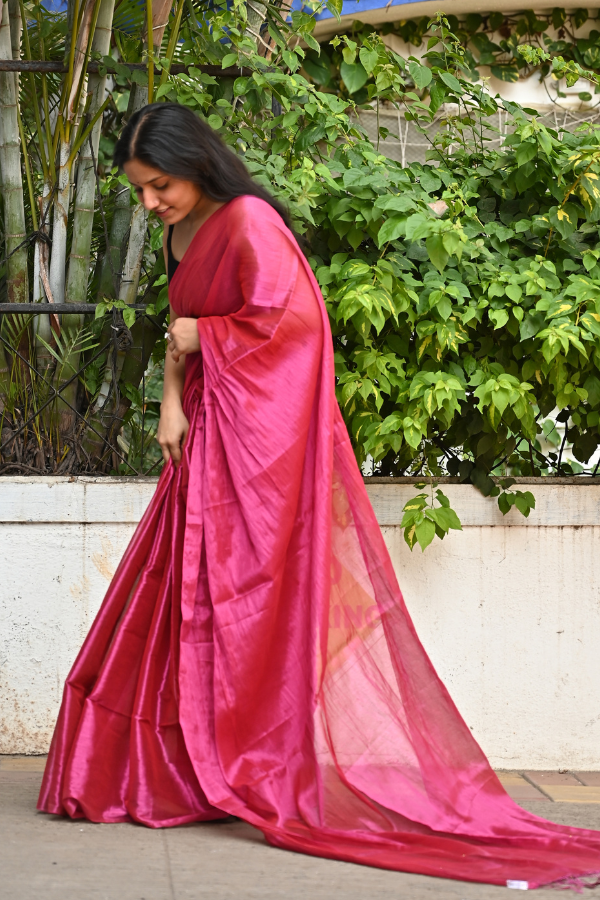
{"left": 123, "top": 159, "right": 203, "bottom": 224}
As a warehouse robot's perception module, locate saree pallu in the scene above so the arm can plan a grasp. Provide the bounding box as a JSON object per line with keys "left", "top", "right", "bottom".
{"left": 39, "top": 196, "right": 600, "bottom": 888}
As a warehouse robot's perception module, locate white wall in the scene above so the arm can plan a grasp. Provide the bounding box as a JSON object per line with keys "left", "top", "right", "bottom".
{"left": 1, "top": 476, "right": 599, "bottom": 770}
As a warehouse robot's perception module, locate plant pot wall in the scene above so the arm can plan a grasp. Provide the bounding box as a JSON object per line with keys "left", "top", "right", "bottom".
{"left": 1, "top": 476, "right": 599, "bottom": 769}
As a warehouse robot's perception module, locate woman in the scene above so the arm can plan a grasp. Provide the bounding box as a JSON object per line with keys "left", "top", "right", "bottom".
{"left": 38, "top": 104, "right": 600, "bottom": 889}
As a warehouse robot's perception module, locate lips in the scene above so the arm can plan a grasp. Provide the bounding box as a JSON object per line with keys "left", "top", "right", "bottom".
{"left": 156, "top": 208, "right": 171, "bottom": 218}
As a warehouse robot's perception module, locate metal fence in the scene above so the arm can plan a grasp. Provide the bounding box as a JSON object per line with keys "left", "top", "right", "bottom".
{"left": 0, "top": 302, "right": 165, "bottom": 477}
{"left": 358, "top": 103, "right": 600, "bottom": 166}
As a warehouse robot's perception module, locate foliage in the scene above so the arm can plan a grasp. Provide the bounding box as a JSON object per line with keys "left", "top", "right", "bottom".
{"left": 400, "top": 482, "right": 462, "bottom": 551}
{"left": 118, "top": 7, "right": 600, "bottom": 543}
{"left": 281, "top": 19, "right": 600, "bottom": 503}
{"left": 302, "top": 8, "right": 600, "bottom": 104}
{"left": 4, "top": 2, "right": 600, "bottom": 545}
{"left": 0, "top": 0, "right": 181, "bottom": 474}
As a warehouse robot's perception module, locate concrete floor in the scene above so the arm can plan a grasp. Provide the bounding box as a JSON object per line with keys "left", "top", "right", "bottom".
{"left": 3, "top": 764, "right": 600, "bottom": 900}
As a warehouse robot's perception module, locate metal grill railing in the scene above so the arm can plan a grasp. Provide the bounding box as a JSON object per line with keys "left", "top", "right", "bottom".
{"left": 0, "top": 303, "right": 165, "bottom": 477}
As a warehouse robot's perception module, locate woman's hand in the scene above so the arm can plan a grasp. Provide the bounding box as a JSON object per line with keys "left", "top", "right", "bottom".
{"left": 166, "top": 317, "right": 200, "bottom": 363}
{"left": 157, "top": 400, "right": 190, "bottom": 467}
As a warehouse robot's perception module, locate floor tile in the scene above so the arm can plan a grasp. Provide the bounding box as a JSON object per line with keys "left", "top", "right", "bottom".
{"left": 496, "top": 774, "right": 546, "bottom": 801}
{"left": 542, "top": 785, "right": 600, "bottom": 804}
{"left": 523, "top": 770, "right": 580, "bottom": 787}
{"left": 575, "top": 772, "right": 600, "bottom": 787}
{"left": 0, "top": 756, "right": 48, "bottom": 772}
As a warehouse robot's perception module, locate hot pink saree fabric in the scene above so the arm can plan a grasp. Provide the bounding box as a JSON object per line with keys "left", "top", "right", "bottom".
{"left": 39, "top": 196, "right": 600, "bottom": 888}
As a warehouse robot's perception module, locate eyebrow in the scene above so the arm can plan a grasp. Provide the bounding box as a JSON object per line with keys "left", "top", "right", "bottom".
{"left": 132, "top": 175, "right": 167, "bottom": 186}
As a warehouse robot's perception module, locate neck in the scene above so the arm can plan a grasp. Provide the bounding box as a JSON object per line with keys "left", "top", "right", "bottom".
{"left": 185, "top": 196, "right": 223, "bottom": 232}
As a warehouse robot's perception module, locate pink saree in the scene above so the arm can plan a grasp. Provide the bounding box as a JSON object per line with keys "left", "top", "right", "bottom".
{"left": 39, "top": 196, "right": 600, "bottom": 888}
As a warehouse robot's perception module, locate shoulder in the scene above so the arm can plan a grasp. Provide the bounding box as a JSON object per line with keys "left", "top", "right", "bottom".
{"left": 226, "top": 194, "right": 289, "bottom": 237}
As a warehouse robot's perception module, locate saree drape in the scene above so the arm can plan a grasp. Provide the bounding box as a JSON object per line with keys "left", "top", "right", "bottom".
{"left": 39, "top": 196, "right": 600, "bottom": 889}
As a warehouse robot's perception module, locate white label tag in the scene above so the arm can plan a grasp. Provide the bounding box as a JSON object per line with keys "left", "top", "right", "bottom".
{"left": 507, "top": 881, "right": 529, "bottom": 890}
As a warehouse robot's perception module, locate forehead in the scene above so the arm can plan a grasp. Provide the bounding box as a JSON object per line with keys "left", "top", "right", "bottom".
{"left": 123, "top": 159, "right": 167, "bottom": 184}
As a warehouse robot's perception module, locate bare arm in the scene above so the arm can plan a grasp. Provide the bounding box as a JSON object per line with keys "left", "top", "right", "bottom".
{"left": 157, "top": 305, "right": 190, "bottom": 467}
{"left": 157, "top": 229, "right": 203, "bottom": 466}
{"left": 156, "top": 227, "right": 190, "bottom": 467}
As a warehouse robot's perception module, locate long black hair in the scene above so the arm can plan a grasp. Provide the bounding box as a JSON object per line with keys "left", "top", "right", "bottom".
{"left": 113, "top": 103, "right": 293, "bottom": 231}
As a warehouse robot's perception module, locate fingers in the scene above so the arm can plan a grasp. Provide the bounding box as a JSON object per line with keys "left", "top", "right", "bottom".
{"left": 169, "top": 344, "right": 183, "bottom": 364}
{"left": 166, "top": 318, "right": 200, "bottom": 361}
{"left": 170, "top": 441, "right": 182, "bottom": 467}
{"left": 159, "top": 439, "right": 181, "bottom": 467}
{"left": 166, "top": 327, "right": 183, "bottom": 363}
{"left": 157, "top": 421, "right": 190, "bottom": 469}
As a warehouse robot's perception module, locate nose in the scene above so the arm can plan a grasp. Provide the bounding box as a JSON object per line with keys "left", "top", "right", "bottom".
{"left": 140, "top": 188, "right": 160, "bottom": 211}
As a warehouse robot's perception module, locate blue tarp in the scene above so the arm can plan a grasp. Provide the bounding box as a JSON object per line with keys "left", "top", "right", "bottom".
{"left": 302, "top": 0, "right": 422, "bottom": 23}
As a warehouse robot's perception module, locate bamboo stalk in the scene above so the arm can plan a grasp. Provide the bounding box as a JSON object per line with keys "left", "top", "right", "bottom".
{"left": 67, "top": 0, "right": 101, "bottom": 124}
{"left": 16, "top": 102, "right": 37, "bottom": 230}
{"left": 118, "top": 202, "right": 148, "bottom": 307}
{"left": 48, "top": 137, "right": 70, "bottom": 305}
{"left": 158, "top": 0, "right": 184, "bottom": 90}
{"left": 33, "top": 190, "right": 49, "bottom": 302}
{"left": 34, "top": 3, "right": 56, "bottom": 186}
{"left": 88, "top": 0, "right": 175, "bottom": 436}
{"left": 66, "top": 94, "right": 110, "bottom": 169}
{"left": 245, "top": 0, "right": 266, "bottom": 46}
{"left": 18, "top": 0, "right": 48, "bottom": 182}
{"left": 65, "top": 0, "right": 80, "bottom": 99}
{"left": 0, "top": 0, "right": 28, "bottom": 304}
{"left": 33, "top": 186, "right": 56, "bottom": 382}
{"left": 65, "top": 0, "right": 115, "bottom": 306}
{"left": 146, "top": 0, "right": 154, "bottom": 103}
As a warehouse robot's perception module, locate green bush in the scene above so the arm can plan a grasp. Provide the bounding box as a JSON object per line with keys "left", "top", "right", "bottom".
{"left": 98, "top": 7, "right": 600, "bottom": 542}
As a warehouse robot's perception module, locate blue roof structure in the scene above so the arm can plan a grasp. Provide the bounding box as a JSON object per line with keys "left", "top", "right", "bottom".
{"left": 310, "top": 0, "right": 426, "bottom": 24}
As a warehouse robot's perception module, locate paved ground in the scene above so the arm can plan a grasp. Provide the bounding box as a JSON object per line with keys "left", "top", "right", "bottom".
{"left": 3, "top": 757, "right": 600, "bottom": 900}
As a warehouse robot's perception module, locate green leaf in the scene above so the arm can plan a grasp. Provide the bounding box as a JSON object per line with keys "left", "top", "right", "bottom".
{"left": 378, "top": 216, "right": 405, "bottom": 246}
{"left": 296, "top": 124, "right": 326, "bottom": 151}
{"left": 491, "top": 64, "right": 519, "bottom": 83}
{"left": 420, "top": 169, "right": 442, "bottom": 193}
{"left": 359, "top": 47, "right": 379, "bottom": 74}
{"left": 207, "top": 114, "right": 223, "bottom": 130}
{"left": 520, "top": 312, "right": 546, "bottom": 341}
{"left": 409, "top": 60, "right": 432, "bottom": 89}
{"left": 439, "top": 71, "right": 461, "bottom": 93}
{"left": 489, "top": 309, "right": 509, "bottom": 330}
{"left": 415, "top": 518, "right": 436, "bottom": 551}
{"left": 584, "top": 375, "right": 600, "bottom": 407}
{"left": 340, "top": 60, "right": 368, "bottom": 94}
{"left": 436, "top": 296, "right": 452, "bottom": 321}
{"left": 515, "top": 491, "right": 535, "bottom": 517}
{"left": 550, "top": 202, "right": 579, "bottom": 239}
{"left": 429, "top": 81, "right": 446, "bottom": 113}
{"left": 426, "top": 234, "right": 449, "bottom": 273}
{"left": 405, "top": 212, "right": 430, "bottom": 241}
{"left": 516, "top": 141, "right": 537, "bottom": 167}
{"left": 221, "top": 52, "right": 238, "bottom": 68}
